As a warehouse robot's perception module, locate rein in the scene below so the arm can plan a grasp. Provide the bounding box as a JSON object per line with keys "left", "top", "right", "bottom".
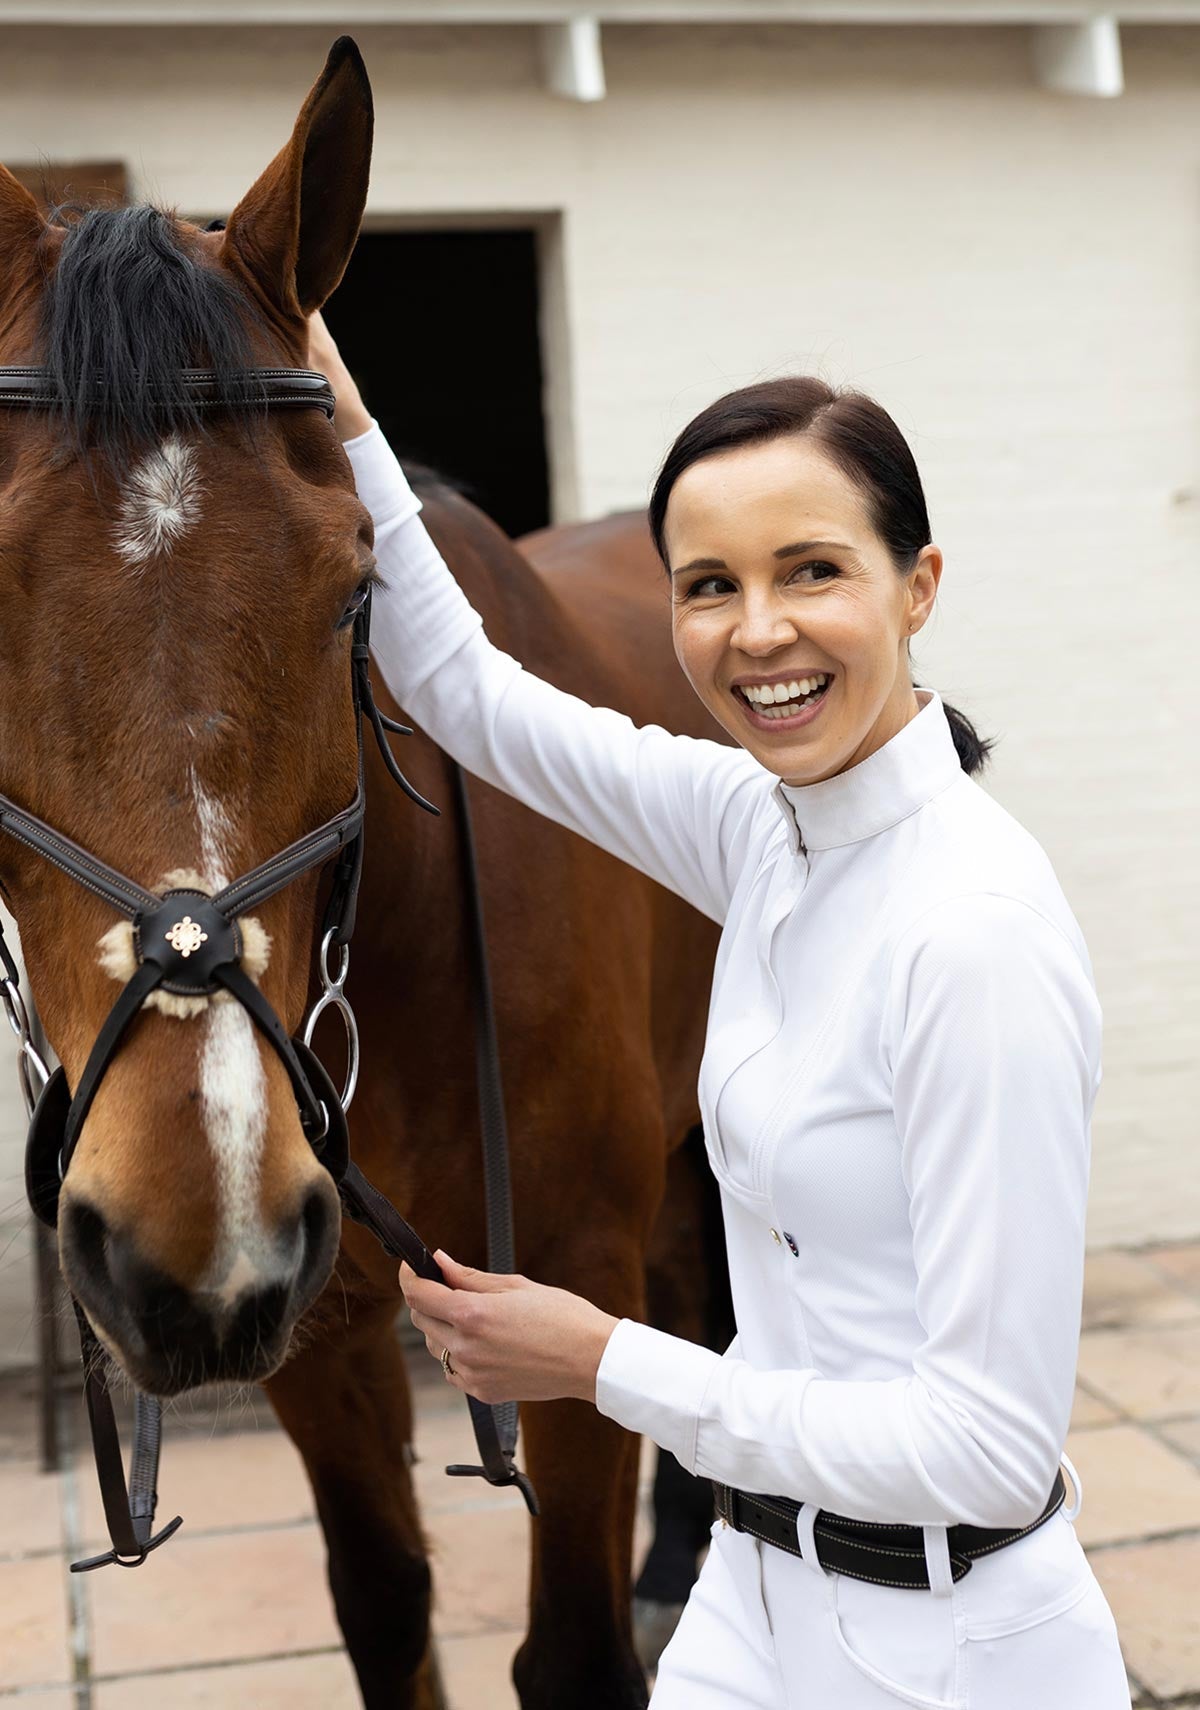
{"left": 0, "top": 362, "right": 537, "bottom": 1572}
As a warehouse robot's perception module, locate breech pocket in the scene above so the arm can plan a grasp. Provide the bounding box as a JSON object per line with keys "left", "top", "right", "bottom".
{"left": 826, "top": 1568, "right": 968, "bottom": 1709}
{"left": 957, "top": 1507, "right": 1095, "bottom": 1641}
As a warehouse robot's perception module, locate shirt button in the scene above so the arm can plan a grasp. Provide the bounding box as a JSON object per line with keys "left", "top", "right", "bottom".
{"left": 769, "top": 1228, "right": 783, "bottom": 1245}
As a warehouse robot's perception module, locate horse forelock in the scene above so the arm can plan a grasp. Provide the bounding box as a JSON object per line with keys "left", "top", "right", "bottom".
{"left": 37, "top": 203, "right": 268, "bottom": 471}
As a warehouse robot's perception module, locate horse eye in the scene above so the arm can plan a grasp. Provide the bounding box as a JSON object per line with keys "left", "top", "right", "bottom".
{"left": 338, "top": 579, "right": 372, "bottom": 629}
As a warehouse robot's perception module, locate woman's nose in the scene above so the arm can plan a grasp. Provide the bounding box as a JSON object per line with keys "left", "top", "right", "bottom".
{"left": 730, "top": 598, "right": 798, "bottom": 655}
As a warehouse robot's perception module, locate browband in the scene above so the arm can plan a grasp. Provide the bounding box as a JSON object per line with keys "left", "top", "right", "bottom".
{"left": 0, "top": 366, "right": 337, "bottom": 419}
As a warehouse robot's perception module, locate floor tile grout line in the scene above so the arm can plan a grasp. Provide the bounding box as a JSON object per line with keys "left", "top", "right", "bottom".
{"left": 0, "top": 1688, "right": 82, "bottom": 1702}
{"left": 1136, "top": 1414, "right": 1200, "bottom": 1475}
{"left": 1086, "top": 1520, "right": 1200, "bottom": 1554}
{"left": 79, "top": 1643, "right": 347, "bottom": 1687}
{"left": 55, "top": 1390, "right": 91, "bottom": 1710}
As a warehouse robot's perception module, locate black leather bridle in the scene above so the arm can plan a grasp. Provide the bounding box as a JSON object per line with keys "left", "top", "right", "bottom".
{"left": 0, "top": 362, "right": 536, "bottom": 1571}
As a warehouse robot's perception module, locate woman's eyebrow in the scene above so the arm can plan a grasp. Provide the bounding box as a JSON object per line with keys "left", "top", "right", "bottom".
{"left": 773, "top": 539, "right": 853, "bottom": 558}
{"left": 670, "top": 556, "right": 727, "bottom": 577}
{"left": 671, "top": 539, "right": 854, "bottom": 576}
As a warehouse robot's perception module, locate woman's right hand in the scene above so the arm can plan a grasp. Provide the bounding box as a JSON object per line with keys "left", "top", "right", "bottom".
{"left": 306, "top": 308, "right": 373, "bottom": 444}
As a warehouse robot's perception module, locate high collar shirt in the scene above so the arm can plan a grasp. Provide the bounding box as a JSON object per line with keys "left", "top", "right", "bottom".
{"left": 346, "top": 420, "right": 1103, "bottom": 1534}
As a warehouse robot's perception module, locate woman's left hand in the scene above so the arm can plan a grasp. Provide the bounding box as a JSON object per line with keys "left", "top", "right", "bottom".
{"left": 400, "top": 1252, "right": 619, "bottom": 1406}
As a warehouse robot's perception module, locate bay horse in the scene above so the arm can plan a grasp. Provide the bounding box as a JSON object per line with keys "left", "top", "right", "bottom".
{"left": 0, "top": 37, "right": 731, "bottom": 1709}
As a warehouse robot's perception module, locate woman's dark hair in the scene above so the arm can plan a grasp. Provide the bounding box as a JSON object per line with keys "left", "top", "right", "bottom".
{"left": 648, "top": 377, "right": 994, "bottom": 776}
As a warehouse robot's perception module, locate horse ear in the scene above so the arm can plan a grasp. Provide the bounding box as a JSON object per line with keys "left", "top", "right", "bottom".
{"left": 222, "top": 35, "right": 372, "bottom": 322}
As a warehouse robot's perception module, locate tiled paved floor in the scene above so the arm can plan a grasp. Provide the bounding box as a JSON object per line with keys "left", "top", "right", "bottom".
{"left": 1, "top": 1243, "right": 1198, "bottom": 1706}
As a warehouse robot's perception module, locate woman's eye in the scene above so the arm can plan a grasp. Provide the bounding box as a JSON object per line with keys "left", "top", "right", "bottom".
{"left": 682, "top": 561, "right": 839, "bottom": 599}
{"left": 338, "top": 579, "right": 373, "bottom": 629}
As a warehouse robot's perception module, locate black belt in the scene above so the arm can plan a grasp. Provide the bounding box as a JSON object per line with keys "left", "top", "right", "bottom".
{"left": 712, "top": 1466, "right": 1066, "bottom": 1589}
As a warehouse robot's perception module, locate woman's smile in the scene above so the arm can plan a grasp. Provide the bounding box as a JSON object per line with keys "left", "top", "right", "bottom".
{"left": 662, "top": 433, "right": 942, "bottom": 785}
{"left": 732, "top": 670, "right": 835, "bottom": 730}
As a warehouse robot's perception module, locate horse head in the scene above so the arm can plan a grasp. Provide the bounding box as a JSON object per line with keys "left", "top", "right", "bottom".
{"left": 0, "top": 39, "right": 379, "bottom": 1394}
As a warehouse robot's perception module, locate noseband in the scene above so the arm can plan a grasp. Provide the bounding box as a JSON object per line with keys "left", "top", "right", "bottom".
{"left": 0, "top": 363, "right": 536, "bottom": 1571}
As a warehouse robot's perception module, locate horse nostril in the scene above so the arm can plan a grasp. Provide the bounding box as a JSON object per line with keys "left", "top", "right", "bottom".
{"left": 63, "top": 1198, "right": 190, "bottom": 1341}
{"left": 63, "top": 1197, "right": 111, "bottom": 1300}
{"left": 105, "top": 1232, "right": 212, "bottom": 1354}
{"left": 287, "top": 1182, "right": 341, "bottom": 1317}
{"left": 301, "top": 1184, "right": 333, "bottom": 1260}
{"left": 62, "top": 1200, "right": 217, "bottom": 1386}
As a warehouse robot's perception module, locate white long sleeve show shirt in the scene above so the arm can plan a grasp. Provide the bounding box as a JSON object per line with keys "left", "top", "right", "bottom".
{"left": 345, "top": 420, "right": 1102, "bottom": 1534}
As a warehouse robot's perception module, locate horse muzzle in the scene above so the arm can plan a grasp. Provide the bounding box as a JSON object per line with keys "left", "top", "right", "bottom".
{"left": 58, "top": 1179, "right": 341, "bottom": 1396}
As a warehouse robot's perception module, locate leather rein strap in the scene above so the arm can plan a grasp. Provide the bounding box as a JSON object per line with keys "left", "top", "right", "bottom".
{"left": 0, "top": 362, "right": 537, "bottom": 1571}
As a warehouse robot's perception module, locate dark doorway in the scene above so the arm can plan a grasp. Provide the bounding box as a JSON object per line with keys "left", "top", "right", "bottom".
{"left": 324, "top": 228, "right": 551, "bottom": 539}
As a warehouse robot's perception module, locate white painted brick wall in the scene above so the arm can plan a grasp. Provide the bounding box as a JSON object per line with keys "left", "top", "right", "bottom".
{"left": 0, "top": 21, "right": 1194, "bottom": 1365}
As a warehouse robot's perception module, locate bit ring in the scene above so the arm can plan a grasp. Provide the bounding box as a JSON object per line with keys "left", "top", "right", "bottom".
{"left": 440, "top": 1346, "right": 455, "bottom": 1379}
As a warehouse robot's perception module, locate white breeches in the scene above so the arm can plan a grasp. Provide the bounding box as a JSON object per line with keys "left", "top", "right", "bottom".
{"left": 649, "top": 1501, "right": 1130, "bottom": 1710}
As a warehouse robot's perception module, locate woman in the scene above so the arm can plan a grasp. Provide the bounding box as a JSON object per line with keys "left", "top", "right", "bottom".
{"left": 307, "top": 311, "right": 1130, "bottom": 1709}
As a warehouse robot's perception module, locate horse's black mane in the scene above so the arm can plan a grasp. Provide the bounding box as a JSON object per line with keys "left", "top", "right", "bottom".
{"left": 38, "top": 202, "right": 266, "bottom": 468}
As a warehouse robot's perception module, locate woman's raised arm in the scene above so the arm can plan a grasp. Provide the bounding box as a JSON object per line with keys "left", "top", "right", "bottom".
{"left": 310, "top": 320, "right": 769, "bottom": 923}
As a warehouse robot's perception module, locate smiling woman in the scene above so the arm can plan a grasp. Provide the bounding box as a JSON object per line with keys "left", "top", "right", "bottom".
{"left": 311, "top": 311, "right": 1128, "bottom": 1709}
{"left": 648, "top": 375, "right": 994, "bottom": 787}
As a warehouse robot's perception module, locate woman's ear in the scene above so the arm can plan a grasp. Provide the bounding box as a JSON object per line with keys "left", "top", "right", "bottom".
{"left": 906, "top": 544, "right": 943, "bottom": 633}
{"left": 220, "top": 35, "right": 373, "bottom": 329}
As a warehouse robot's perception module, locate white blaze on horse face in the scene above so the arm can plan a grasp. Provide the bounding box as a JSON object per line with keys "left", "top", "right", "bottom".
{"left": 113, "top": 434, "right": 203, "bottom": 569}
{"left": 190, "top": 774, "right": 272, "bottom": 1297}
{"left": 199, "top": 1000, "right": 269, "bottom": 1285}
{"left": 191, "top": 770, "right": 235, "bottom": 892}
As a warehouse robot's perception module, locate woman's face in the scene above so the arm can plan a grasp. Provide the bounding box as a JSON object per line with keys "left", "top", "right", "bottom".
{"left": 662, "top": 433, "right": 942, "bottom": 787}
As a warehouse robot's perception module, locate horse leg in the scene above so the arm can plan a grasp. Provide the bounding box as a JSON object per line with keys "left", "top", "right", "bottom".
{"left": 512, "top": 1394, "right": 648, "bottom": 1710}
{"left": 509, "top": 1234, "right": 651, "bottom": 1710}
{"left": 265, "top": 1298, "right": 439, "bottom": 1710}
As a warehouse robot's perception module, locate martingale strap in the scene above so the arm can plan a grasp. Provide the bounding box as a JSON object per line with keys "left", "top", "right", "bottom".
{"left": 1, "top": 359, "right": 539, "bottom": 1570}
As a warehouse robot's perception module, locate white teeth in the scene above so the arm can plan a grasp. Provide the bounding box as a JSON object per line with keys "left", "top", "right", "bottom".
{"left": 742, "top": 672, "right": 829, "bottom": 707}
{"left": 738, "top": 670, "right": 830, "bottom": 711}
